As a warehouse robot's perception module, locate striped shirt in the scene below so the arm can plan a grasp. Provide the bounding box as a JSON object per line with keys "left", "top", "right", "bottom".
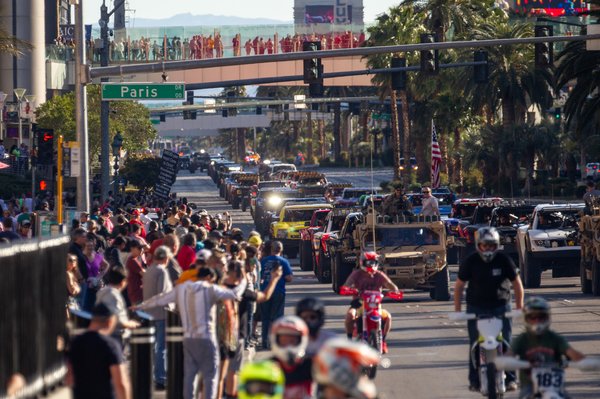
{"left": 137, "top": 280, "right": 246, "bottom": 340}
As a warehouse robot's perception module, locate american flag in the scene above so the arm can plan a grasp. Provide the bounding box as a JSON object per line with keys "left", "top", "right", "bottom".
{"left": 431, "top": 120, "right": 442, "bottom": 189}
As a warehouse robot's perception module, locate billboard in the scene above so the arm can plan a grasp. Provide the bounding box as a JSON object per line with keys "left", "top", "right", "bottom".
{"left": 305, "top": 5, "right": 353, "bottom": 23}
{"left": 513, "top": 0, "right": 587, "bottom": 16}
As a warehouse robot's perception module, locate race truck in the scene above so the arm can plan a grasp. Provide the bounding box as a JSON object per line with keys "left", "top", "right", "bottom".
{"left": 217, "top": 164, "right": 243, "bottom": 190}
{"left": 271, "top": 203, "right": 333, "bottom": 259}
{"left": 299, "top": 209, "right": 332, "bottom": 271}
{"left": 219, "top": 171, "right": 245, "bottom": 199}
{"left": 228, "top": 173, "right": 259, "bottom": 209}
{"left": 329, "top": 212, "right": 452, "bottom": 301}
{"left": 249, "top": 181, "right": 287, "bottom": 216}
{"left": 208, "top": 159, "right": 233, "bottom": 181}
{"left": 253, "top": 188, "right": 302, "bottom": 234}
{"left": 312, "top": 207, "right": 360, "bottom": 283}
{"left": 324, "top": 183, "right": 354, "bottom": 203}
{"left": 335, "top": 187, "right": 378, "bottom": 207}
{"left": 260, "top": 162, "right": 296, "bottom": 181}
{"left": 457, "top": 197, "right": 505, "bottom": 260}
{"left": 287, "top": 171, "right": 329, "bottom": 196}
{"left": 516, "top": 203, "right": 584, "bottom": 288}
{"left": 243, "top": 151, "right": 261, "bottom": 166}
{"left": 488, "top": 202, "right": 536, "bottom": 265}
{"left": 578, "top": 201, "right": 600, "bottom": 295}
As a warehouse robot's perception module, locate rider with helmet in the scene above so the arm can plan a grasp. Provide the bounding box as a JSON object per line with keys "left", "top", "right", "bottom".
{"left": 508, "top": 296, "right": 585, "bottom": 399}
{"left": 454, "top": 226, "right": 524, "bottom": 392}
{"left": 269, "top": 315, "right": 313, "bottom": 399}
{"left": 295, "top": 297, "right": 337, "bottom": 357}
{"left": 313, "top": 338, "right": 380, "bottom": 399}
{"left": 238, "top": 360, "right": 285, "bottom": 399}
{"left": 343, "top": 251, "right": 400, "bottom": 354}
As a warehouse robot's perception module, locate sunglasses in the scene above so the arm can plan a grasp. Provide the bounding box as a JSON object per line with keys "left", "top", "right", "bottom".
{"left": 243, "top": 381, "right": 281, "bottom": 396}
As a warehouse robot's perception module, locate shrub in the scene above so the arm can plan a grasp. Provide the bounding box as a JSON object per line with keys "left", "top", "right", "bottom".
{"left": 120, "top": 154, "right": 162, "bottom": 190}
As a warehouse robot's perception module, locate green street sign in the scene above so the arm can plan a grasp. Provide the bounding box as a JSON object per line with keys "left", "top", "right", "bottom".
{"left": 101, "top": 83, "right": 185, "bottom": 101}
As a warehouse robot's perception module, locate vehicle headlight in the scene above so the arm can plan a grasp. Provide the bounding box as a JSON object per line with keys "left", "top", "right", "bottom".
{"left": 267, "top": 196, "right": 282, "bottom": 207}
{"left": 263, "top": 159, "right": 271, "bottom": 165}
{"left": 424, "top": 253, "right": 438, "bottom": 267}
{"left": 237, "top": 189, "right": 242, "bottom": 194}
{"left": 534, "top": 240, "right": 550, "bottom": 248}
{"left": 210, "top": 161, "right": 215, "bottom": 165}
{"left": 277, "top": 230, "right": 288, "bottom": 238}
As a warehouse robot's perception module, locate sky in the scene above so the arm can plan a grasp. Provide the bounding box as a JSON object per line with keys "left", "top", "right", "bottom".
{"left": 84, "top": 0, "right": 401, "bottom": 24}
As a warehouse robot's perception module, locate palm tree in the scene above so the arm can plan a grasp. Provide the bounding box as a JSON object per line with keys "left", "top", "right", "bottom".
{"left": 364, "top": 5, "right": 426, "bottom": 180}
{"left": 463, "top": 19, "right": 553, "bottom": 132}
{"left": 0, "top": 11, "right": 32, "bottom": 57}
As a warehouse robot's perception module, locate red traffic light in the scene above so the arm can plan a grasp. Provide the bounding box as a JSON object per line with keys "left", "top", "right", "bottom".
{"left": 39, "top": 180, "right": 48, "bottom": 191}
{"left": 42, "top": 133, "right": 54, "bottom": 142}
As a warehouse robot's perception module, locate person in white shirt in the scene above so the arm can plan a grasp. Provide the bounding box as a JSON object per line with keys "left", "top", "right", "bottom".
{"left": 134, "top": 267, "right": 247, "bottom": 399}
{"left": 420, "top": 186, "right": 440, "bottom": 217}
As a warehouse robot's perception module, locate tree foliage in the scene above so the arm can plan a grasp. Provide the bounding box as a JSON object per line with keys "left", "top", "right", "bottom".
{"left": 119, "top": 154, "right": 162, "bottom": 190}
{"left": 35, "top": 85, "right": 157, "bottom": 159}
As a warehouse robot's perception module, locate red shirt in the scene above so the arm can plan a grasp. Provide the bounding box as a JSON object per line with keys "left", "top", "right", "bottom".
{"left": 130, "top": 219, "right": 146, "bottom": 238}
{"left": 176, "top": 245, "right": 196, "bottom": 271}
{"left": 126, "top": 256, "right": 144, "bottom": 304}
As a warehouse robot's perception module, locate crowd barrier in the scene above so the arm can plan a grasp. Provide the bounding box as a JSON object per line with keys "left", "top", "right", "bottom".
{"left": 0, "top": 236, "right": 70, "bottom": 398}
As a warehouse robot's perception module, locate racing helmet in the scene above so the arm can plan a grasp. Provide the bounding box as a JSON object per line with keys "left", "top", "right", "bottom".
{"left": 475, "top": 227, "right": 500, "bottom": 263}
{"left": 295, "top": 297, "right": 325, "bottom": 337}
{"left": 269, "top": 315, "right": 309, "bottom": 367}
{"left": 360, "top": 251, "right": 379, "bottom": 275}
{"left": 238, "top": 361, "right": 285, "bottom": 399}
{"left": 313, "top": 338, "right": 380, "bottom": 399}
{"left": 523, "top": 296, "right": 551, "bottom": 335}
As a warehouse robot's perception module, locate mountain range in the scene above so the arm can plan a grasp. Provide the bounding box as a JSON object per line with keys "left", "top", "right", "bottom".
{"left": 130, "top": 13, "right": 292, "bottom": 27}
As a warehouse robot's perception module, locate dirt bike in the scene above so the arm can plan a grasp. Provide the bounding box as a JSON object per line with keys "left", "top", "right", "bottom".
{"left": 495, "top": 356, "right": 600, "bottom": 399}
{"left": 340, "top": 286, "right": 403, "bottom": 378}
{"left": 449, "top": 310, "right": 522, "bottom": 399}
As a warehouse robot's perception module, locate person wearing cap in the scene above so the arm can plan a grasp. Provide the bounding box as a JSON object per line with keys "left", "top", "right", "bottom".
{"left": 247, "top": 235, "right": 262, "bottom": 249}
{"left": 177, "top": 249, "right": 212, "bottom": 285}
{"left": 142, "top": 246, "right": 173, "bottom": 390}
{"left": 129, "top": 209, "right": 146, "bottom": 239}
{"left": 66, "top": 303, "right": 131, "bottom": 399}
{"left": 17, "top": 219, "right": 31, "bottom": 239}
{"left": 420, "top": 186, "right": 440, "bottom": 217}
{"left": 382, "top": 185, "right": 412, "bottom": 218}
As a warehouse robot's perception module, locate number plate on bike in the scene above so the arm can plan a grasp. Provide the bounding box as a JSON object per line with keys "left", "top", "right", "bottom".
{"left": 532, "top": 367, "right": 564, "bottom": 393}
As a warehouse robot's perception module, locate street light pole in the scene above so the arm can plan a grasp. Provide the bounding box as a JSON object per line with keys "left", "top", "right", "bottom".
{"left": 100, "top": 0, "right": 126, "bottom": 202}
{"left": 75, "top": 0, "right": 90, "bottom": 213}
{"left": 14, "top": 88, "right": 26, "bottom": 146}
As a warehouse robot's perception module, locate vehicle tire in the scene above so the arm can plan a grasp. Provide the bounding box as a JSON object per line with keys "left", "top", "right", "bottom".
{"left": 486, "top": 363, "right": 498, "bottom": 399}
{"left": 232, "top": 198, "right": 240, "bottom": 209}
{"left": 366, "top": 330, "right": 381, "bottom": 379}
{"left": 433, "top": 266, "right": 451, "bottom": 301}
{"left": 300, "top": 242, "right": 313, "bottom": 271}
{"left": 318, "top": 248, "right": 332, "bottom": 284}
{"left": 581, "top": 259, "right": 592, "bottom": 294}
{"left": 332, "top": 254, "right": 341, "bottom": 293}
{"left": 592, "top": 258, "right": 600, "bottom": 296}
{"left": 241, "top": 200, "right": 248, "bottom": 212}
{"left": 523, "top": 253, "right": 542, "bottom": 289}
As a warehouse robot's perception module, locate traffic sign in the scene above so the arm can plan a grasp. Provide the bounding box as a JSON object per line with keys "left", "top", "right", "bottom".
{"left": 101, "top": 83, "right": 185, "bottom": 101}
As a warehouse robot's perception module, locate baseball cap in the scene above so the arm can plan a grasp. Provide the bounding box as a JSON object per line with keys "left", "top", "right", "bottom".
{"left": 196, "top": 249, "right": 212, "bottom": 263}
{"left": 209, "top": 230, "right": 224, "bottom": 239}
{"left": 248, "top": 235, "right": 263, "bottom": 248}
{"left": 131, "top": 209, "right": 140, "bottom": 216}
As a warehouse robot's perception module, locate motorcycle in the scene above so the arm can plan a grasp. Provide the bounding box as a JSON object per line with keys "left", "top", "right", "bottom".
{"left": 494, "top": 356, "right": 600, "bottom": 399}
{"left": 449, "top": 310, "right": 522, "bottom": 399}
{"left": 340, "top": 286, "right": 403, "bottom": 378}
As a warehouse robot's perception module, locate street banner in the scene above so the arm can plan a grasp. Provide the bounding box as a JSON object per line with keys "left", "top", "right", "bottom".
{"left": 154, "top": 150, "right": 179, "bottom": 199}
{"left": 431, "top": 120, "right": 441, "bottom": 189}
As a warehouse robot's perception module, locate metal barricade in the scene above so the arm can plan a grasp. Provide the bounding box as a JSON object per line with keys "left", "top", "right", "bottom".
{"left": 166, "top": 310, "right": 184, "bottom": 399}
{"left": 130, "top": 311, "right": 154, "bottom": 399}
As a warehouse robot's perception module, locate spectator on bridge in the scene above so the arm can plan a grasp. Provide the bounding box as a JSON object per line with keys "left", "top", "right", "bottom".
{"left": 244, "top": 39, "right": 252, "bottom": 56}
{"left": 66, "top": 303, "right": 131, "bottom": 399}
{"left": 266, "top": 38, "right": 274, "bottom": 54}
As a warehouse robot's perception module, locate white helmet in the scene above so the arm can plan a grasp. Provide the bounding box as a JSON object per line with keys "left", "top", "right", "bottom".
{"left": 523, "top": 296, "right": 551, "bottom": 335}
{"left": 269, "top": 316, "right": 309, "bottom": 367}
{"left": 313, "top": 338, "right": 380, "bottom": 399}
{"left": 475, "top": 227, "right": 500, "bottom": 262}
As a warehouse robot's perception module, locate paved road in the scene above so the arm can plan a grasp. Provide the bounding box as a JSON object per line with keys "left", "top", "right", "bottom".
{"left": 174, "top": 168, "right": 600, "bottom": 399}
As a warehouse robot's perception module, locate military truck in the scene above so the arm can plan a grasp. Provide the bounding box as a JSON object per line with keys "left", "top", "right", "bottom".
{"left": 576, "top": 205, "right": 600, "bottom": 295}
{"left": 329, "top": 212, "right": 452, "bottom": 301}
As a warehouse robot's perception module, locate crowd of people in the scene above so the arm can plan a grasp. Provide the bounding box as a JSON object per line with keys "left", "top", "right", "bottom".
{"left": 47, "top": 30, "right": 368, "bottom": 63}
{"left": 60, "top": 198, "right": 380, "bottom": 399}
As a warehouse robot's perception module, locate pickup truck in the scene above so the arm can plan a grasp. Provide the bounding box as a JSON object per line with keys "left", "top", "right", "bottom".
{"left": 516, "top": 203, "right": 584, "bottom": 288}
{"left": 271, "top": 203, "right": 333, "bottom": 258}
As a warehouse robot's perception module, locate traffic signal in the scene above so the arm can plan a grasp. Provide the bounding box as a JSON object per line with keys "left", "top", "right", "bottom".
{"left": 420, "top": 34, "right": 438, "bottom": 74}
{"left": 39, "top": 180, "right": 48, "bottom": 191}
{"left": 308, "top": 82, "right": 324, "bottom": 98}
{"left": 36, "top": 128, "right": 54, "bottom": 165}
{"left": 303, "top": 41, "right": 322, "bottom": 84}
{"left": 391, "top": 57, "right": 407, "bottom": 91}
{"left": 187, "top": 90, "right": 197, "bottom": 120}
{"left": 256, "top": 106, "right": 262, "bottom": 115}
{"left": 159, "top": 114, "right": 166, "bottom": 122}
{"left": 226, "top": 91, "right": 237, "bottom": 117}
{"left": 473, "top": 49, "right": 489, "bottom": 84}
{"left": 535, "top": 25, "right": 553, "bottom": 68}
{"left": 554, "top": 107, "right": 562, "bottom": 120}
{"left": 222, "top": 108, "right": 228, "bottom": 118}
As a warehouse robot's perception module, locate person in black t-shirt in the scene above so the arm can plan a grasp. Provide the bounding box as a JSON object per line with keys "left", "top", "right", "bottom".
{"left": 454, "top": 227, "right": 524, "bottom": 392}
{"left": 66, "top": 303, "right": 131, "bottom": 399}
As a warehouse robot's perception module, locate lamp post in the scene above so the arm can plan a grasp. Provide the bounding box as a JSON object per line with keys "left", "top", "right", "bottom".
{"left": 112, "top": 132, "right": 123, "bottom": 196}
{"left": 0, "top": 91, "right": 7, "bottom": 142}
{"left": 14, "top": 88, "right": 26, "bottom": 146}
{"left": 24, "top": 94, "right": 36, "bottom": 147}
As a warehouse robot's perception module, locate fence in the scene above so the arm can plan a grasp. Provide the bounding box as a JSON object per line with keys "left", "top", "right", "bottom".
{"left": 0, "top": 236, "right": 70, "bottom": 398}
